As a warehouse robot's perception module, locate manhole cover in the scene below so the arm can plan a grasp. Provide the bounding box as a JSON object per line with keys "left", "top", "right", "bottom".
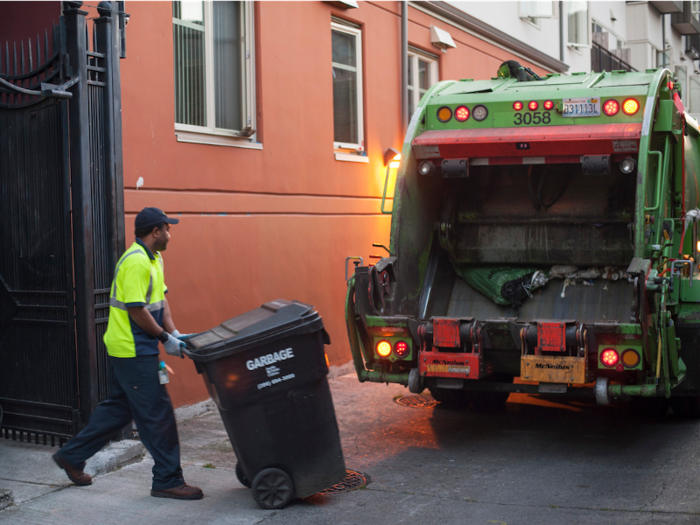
{"left": 315, "top": 469, "right": 368, "bottom": 495}
{"left": 394, "top": 394, "right": 438, "bottom": 408}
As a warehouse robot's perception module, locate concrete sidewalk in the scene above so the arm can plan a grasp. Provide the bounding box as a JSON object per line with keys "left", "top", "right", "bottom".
{"left": 2, "top": 373, "right": 700, "bottom": 524}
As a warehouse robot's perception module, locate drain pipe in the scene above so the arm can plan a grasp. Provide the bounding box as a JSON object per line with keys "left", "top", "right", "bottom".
{"left": 559, "top": 1, "right": 564, "bottom": 62}
{"left": 401, "top": 0, "right": 408, "bottom": 135}
{"left": 661, "top": 13, "right": 666, "bottom": 68}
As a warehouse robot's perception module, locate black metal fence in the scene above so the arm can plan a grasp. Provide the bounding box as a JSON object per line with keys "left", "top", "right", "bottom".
{"left": 591, "top": 42, "right": 636, "bottom": 73}
{"left": 0, "top": 1, "right": 125, "bottom": 445}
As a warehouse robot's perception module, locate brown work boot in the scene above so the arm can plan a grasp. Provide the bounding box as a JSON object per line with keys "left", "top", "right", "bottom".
{"left": 151, "top": 483, "right": 203, "bottom": 500}
{"left": 52, "top": 453, "right": 93, "bottom": 486}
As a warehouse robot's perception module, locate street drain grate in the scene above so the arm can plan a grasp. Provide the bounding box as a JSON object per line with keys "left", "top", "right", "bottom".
{"left": 394, "top": 394, "right": 438, "bottom": 408}
{"left": 315, "top": 469, "right": 368, "bottom": 494}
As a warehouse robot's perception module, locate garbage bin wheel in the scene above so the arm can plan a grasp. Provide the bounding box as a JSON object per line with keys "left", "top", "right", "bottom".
{"left": 236, "top": 462, "right": 252, "bottom": 488}
{"left": 251, "top": 468, "right": 295, "bottom": 510}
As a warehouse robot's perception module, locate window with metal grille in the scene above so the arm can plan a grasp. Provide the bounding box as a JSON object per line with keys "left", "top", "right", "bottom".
{"left": 172, "top": 1, "right": 256, "bottom": 142}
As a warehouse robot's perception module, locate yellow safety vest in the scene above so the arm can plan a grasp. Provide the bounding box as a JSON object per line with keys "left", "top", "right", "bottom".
{"left": 103, "top": 239, "right": 168, "bottom": 358}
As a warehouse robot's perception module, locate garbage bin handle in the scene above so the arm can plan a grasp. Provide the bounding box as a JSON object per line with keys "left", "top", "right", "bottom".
{"left": 181, "top": 332, "right": 202, "bottom": 359}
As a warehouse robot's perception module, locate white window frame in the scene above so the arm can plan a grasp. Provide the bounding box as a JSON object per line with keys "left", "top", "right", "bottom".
{"left": 519, "top": 1, "right": 556, "bottom": 19}
{"left": 521, "top": 16, "right": 542, "bottom": 29}
{"left": 408, "top": 49, "right": 439, "bottom": 118}
{"left": 566, "top": 1, "right": 590, "bottom": 49}
{"left": 332, "top": 21, "right": 364, "bottom": 152}
{"left": 173, "top": 1, "right": 257, "bottom": 144}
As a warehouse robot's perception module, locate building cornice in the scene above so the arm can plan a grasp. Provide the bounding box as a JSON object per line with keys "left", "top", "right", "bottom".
{"left": 412, "top": 1, "right": 570, "bottom": 73}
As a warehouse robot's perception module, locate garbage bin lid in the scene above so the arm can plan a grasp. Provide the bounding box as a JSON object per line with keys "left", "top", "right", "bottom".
{"left": 186, "top": 299, "right": 319, "bottom": 356}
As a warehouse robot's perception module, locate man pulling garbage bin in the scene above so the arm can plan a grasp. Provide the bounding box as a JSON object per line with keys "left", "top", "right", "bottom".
{"left": 52, "top": 207, "right": 203, "bottom": 500}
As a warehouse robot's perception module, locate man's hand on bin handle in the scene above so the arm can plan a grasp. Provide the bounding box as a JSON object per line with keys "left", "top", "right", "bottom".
{"left": 171, "top": 330, "right": 195, "bottom": 341}
{"left": 159, "top": 330, "right": 186, "bottom": 358}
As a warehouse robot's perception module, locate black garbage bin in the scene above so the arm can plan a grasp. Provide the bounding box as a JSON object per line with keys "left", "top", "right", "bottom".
{"left": 184, "top": 299, "right": 346, "bottom": 509}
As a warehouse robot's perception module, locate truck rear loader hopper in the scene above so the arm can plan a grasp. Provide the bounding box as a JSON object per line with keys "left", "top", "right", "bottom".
{"left": 346, "top": 66, "right": 700, "bottom": 416}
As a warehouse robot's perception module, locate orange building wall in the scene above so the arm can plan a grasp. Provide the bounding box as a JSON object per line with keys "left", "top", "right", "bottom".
{"left": 119, "top": 1, "right": 551, "bottom": 407}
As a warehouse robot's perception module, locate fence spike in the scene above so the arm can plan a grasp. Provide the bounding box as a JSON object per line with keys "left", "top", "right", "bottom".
{"left": 28, "top": 37, "right": 33, "bottom": 72}
{"left": 53, "top": 21, "right": 58, "bottom": 53}
{"left": 36, "top": 33, "right": 41, "bottom": 67}
{"left": 5, "top": 42, "right": 9, "bottom": 78}
{"left": 44, "top": 28, "right": 49, "bottom": 61}
{"left": 21, "top": 40, "right": 25, "bottom": 75}
{"left": 13, "top": 41, "right": 17, "bottom": 76}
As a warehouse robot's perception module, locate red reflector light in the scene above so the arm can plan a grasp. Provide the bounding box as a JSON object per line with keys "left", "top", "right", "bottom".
{"left": 455, "top": 106, "right": 470, "bottom": 122}
{"left": 601, "top": 348, "right": 619, "bottom": 367}
{"left": 543, "top": 100, "right": 554, "bottom": 110}
{"left": 622, "top": 98, "right": 640, "bottom": 115}
{"left": 376, "top": 341, "right": 392, "bottom": 357}
{"left": 528, "top": 101, "right": 538, "bottom": 111}
{"left": 513, "top": 101, "right": 523, "bottom": 111}
{"left": 668, "top": 81, "right": 674, "bottom": 90}
{"left": 394, "top": 341, "right": 410, "bottom": 358}
{"left": 603, "top": 99, "right": 619, "bottom": 116}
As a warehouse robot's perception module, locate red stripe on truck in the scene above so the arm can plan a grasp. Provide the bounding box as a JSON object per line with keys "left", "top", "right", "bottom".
{"left": 412, "top": 123, "right": 642, "bottom": 159}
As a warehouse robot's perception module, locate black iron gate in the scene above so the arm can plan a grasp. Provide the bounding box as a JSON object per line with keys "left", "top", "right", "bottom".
{"left": 0, "top": 1, "right": 126, "bottom": 445}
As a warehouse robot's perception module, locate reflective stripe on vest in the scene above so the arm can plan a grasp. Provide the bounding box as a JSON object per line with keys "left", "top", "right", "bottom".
{"left": 109, "top": 249, "right": 163, "bottom": 312}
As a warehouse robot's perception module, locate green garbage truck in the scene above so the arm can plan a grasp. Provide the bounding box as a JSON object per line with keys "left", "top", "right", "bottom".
{"left": 345, "top": 64, "right": 700, "bottom": 416}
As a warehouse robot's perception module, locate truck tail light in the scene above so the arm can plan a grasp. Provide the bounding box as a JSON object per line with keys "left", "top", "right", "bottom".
{"left": 622, "top": 98, "right": 640, "bottom": 115}
{"left": 394, "top": 341, "right": 410, "bottom": 358}
{"left": 528, "top": 101, "right": 538, "bottom": 111}
{"left": 437, "top": 106, "right": 452, "bottom": 122}
{"left": 622, "top": 349, "right": 640, "bottom": 368}
{"left": 601, "top": 348, "right": 619, "bottom": 367}
{"left": 513, "top": 101, "right": 523, "bottom": 111}
{"left": 472, "top": 105, "right": 488, "bottom": 121}
{"left": 543, "top": 100, "right": 554, "bottom": 110}
{"left": 455, "top": 106, "right": 470, "bottom": 122}
{"left": 603, "top": 99, "right": 619, "bottom": 116}
{"left": 376, "top": 341, "right": 392, "bottom": 357}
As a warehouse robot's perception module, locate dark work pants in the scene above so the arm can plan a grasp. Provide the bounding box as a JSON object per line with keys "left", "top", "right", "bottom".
{"left": 56, "top": 355, "right": 184, "bottom": 491}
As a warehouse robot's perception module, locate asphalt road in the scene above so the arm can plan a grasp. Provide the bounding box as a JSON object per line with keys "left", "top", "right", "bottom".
{"left": 3, "top": 373, "right": 700, "bottom": 524}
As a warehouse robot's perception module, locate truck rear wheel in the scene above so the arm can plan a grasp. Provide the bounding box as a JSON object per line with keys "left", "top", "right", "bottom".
{"left": 670, "top": 396, "right": 700, "bottom": 418}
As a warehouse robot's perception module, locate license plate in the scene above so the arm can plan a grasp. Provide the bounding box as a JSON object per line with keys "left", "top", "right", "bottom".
{"left": 562, "top": 97, "right": 600, "bottom": 117}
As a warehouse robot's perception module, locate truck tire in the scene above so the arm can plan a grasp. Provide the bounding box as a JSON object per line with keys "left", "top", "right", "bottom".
{"left": 670, "top": 396, "right": 700, "bottom": 418}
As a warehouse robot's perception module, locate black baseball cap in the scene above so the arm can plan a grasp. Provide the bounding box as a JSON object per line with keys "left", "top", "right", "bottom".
{"left": 135, "top": 207, "right": 179, "bottom": 231}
